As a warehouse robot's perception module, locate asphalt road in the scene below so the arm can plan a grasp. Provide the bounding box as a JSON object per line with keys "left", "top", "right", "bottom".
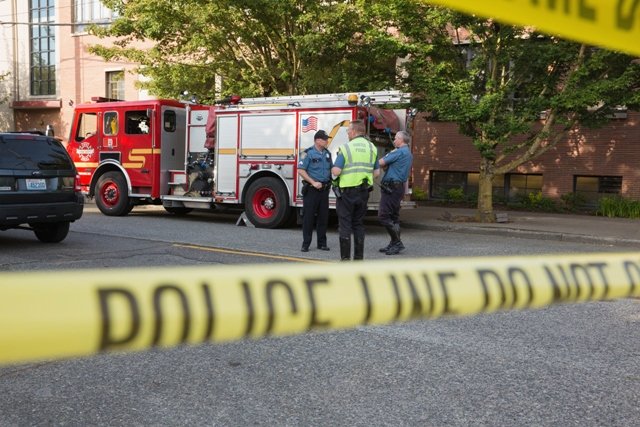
{"left": 0, "top": 204, "right": 630, "bottom": 271}
{"left": 0, "top": 207, "right": 638, "bottom": 426}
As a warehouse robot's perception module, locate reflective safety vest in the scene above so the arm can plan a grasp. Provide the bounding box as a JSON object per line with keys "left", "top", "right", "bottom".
{"left": 338, "top": 136, "right": 377, "bottom": 188}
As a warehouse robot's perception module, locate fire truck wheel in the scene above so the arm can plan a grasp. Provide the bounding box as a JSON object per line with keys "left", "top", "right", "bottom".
{"left": 245, "top": 177, "right": 292, "bottom": 228}
{"left": 95, "top": 171, "right": 133, "bottom": 216}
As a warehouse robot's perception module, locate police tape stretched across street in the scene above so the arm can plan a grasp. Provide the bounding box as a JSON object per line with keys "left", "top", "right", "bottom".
{"left": 1, "top": 252, "right": 639, "bottom": 365}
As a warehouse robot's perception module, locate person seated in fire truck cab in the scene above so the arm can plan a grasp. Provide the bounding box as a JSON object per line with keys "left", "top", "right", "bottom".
{"left": 105, "top": 115, "right": 118, "bottom": 135}
{"left": 138, "top": 119, "right": 149, "bottom": 134}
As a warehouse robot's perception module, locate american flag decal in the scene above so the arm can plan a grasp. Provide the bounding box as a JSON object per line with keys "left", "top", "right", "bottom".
{"left": 301, "top": 116, "right": 318, "bottom": 132}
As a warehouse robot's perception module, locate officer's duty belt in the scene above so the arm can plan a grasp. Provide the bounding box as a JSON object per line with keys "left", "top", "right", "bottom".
{"left": 340, "top": 183, "right": 369, "bottom": 193}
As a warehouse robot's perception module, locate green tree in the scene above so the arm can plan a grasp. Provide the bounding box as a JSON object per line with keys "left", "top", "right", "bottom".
{"left": 395, "top": 5, "right": 640, "bottom": 222}
{"left": 93, "top": 0, "right": 403, "bottom": 101}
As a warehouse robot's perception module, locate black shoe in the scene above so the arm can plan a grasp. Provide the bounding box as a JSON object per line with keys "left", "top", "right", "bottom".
{"left": 379, "top": 243, "right": 392, "bottom": 253}
{"left": 301, "top": 245, "right": 309, "bottom": 252}
{"left": 317, "top": 246, "right": 330, "bottom": 251}
{"left": 385, "top": 241, "right": 405, "bottom": 255}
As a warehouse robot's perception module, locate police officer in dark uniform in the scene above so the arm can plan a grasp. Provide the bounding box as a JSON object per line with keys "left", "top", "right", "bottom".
{"left": 378, "top": 130, "right": 413, "bottom": 255}
{"left": 298, "top": 130, "right": 333, "bottom": 252}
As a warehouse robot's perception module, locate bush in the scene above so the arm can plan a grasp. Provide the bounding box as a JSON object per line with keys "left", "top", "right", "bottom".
{"left": 597, "top": 195, "right": 640, "bottom": 218}
{"left": 411, "top": 187, "right": 427, "bottom": 201}
{"left": 465, "top": 191, "right": 478, "bottom": 204}
{"left": 445, "top": 187, "right": 465, "bottom": 203}
{"left": 510, "top": 191, "right": 558, "bottom": 212}
{"left": 560, "top": 192, "right": 589, "bottom": 212}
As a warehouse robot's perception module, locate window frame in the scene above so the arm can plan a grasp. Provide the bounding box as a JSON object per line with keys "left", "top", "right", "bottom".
{"left": 574, "top": 175, "right": 623, "bottom": 205}
{"left": 73, "top": 0, "right": 117, "bottom": 33}
{"left": 106, "top": 70, "right": 125, "bottom": 101}
{"left": 505, "top": 173, "right": 543, "bottom": 201}
{"left": 29, "top": 0, "right": 56, "bottom": 97}
{"left": 429, "top": 171, "right": 505, "bottom": 200}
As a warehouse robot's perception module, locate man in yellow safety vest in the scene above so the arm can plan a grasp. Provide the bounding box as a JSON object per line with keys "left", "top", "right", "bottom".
{"left": 331, "top": 120, "right": 380, "bottom": 260}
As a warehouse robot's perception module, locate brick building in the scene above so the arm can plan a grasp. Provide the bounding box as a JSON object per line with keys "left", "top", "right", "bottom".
{"left": 412, "top": 111, "right": 640, "bottom": 204}
{"left": 0, "top": 0, "right": 148, "bottom": 139}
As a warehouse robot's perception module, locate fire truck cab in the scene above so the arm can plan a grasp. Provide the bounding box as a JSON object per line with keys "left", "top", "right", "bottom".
{"left": 66, "top": 91, "right": 412, "bottom": 228}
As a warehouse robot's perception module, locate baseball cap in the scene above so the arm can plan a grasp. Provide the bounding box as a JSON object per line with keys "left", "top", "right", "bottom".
{"left": 314, "top": 130, "right": 330, "bottom": 140}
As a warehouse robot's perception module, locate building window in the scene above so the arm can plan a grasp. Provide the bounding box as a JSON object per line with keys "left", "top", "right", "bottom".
{"left": 506, "top": 173, "right": 542, "bottom": 201}
{"left": 575, "top": 176, "right": 622, "bottom": 205}
{"left": 106, "top": 71, "right": 124, "bottom": 100}
{"left": 430, "top": 171, "right": 466, "bottom": 199}
{"left": 74, "top": 0, "right": 116, "bottom": 32}
{"left": 30, "top": 0, "right": 55, "bottom": 96}
{"left": 429, "top": 171, "right": 504, "bottom": 200}
{"left": 430, "top": 171, "right": 504, "bottom": 200}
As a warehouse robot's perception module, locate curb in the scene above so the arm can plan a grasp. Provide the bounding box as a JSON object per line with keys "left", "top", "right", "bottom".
{"left": 402, "top": 221, "right": 640, "bottom": 248}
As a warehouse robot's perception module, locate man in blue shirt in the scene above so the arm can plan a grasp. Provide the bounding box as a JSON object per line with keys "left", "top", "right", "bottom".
{"left": 378, "top": 130, "right": 413, "bottom": 255}
{"left": 298, "top": 130, "right": 333, "bottom": 252}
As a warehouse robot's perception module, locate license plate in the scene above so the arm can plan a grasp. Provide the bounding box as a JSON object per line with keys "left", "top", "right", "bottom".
{"left": 26, "top": 179, "right": 46, "bottom": 190}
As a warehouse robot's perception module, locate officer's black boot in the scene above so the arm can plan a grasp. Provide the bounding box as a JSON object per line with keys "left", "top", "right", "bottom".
{"left": 379, "top": 225, "right": 397, "bottom": 252}
{"left": 393, "top": 222, "right": 405, "bottom": 251}
{"left": 378, "top": 242, "right": 392, "bottom": 253}
{"left": 384, "top": 225, "right": 404, "bottom": 255}
{"left": 354, "top": 236, "right": 365, "bottom": 260}
{"left": 339, "top": 237, "right": 351, "bottom": 261}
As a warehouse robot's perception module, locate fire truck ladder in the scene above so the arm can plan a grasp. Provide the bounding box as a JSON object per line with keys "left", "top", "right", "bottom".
{"left": 237, "top": 90, "right": 410, "bottom": 108}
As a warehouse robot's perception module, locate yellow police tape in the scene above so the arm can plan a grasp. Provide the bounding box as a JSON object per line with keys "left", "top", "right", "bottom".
{"left": 1, "top": 252, "right": 639, "bottom": 365}
{"left": 425, "top": 0, "right": 640, "bottom": 57}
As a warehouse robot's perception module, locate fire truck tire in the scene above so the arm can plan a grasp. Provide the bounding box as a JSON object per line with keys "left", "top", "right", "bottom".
{"left": 245, "top": 177, "right": 292, "bottom": 228}
{"left": 164, "top": 206, "right": 193, "bottom": 215}
{"left": 95, "top": 171, "right": 133, "bottom": 216}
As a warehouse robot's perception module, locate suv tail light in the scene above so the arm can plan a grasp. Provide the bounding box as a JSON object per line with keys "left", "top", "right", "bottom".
{"left": 63, "top": 175, "right": 82, "bottom": 192}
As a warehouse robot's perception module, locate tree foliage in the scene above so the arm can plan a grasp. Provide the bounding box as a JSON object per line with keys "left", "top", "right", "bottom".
{"left": 94, "top": 0, "right": 403, "bottom": 102}
{"left": 395, "top": 4, "right": 640, "bottom": 221}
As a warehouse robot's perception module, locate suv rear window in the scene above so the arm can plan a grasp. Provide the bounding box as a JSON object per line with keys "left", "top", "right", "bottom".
{"left": 0, "top": 135, "right": 73, "bottom": 170}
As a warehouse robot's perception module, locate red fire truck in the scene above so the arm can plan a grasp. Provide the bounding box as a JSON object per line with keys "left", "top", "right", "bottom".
{"left": 66, "top": 91, "right": 412, "bottom": 228}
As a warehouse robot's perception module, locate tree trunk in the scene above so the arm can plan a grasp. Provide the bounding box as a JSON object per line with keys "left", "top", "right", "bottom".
{"left": 476, "top": 158, "right": 496, "bottom": 223}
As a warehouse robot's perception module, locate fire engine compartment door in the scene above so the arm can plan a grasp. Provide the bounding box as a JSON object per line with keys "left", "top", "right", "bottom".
{"left": 160, "top": 106, "right": 187, "bottom": 195}
{"left": 216, "top": 115, "right": 238, "bottom": 194}
{"left": 239, "top": 113, "right": 296, "bottom": 159}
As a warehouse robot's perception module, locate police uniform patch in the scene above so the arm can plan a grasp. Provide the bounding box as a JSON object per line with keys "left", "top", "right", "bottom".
{"left": 298, "top": 150, "right": 308, "bottom": 167}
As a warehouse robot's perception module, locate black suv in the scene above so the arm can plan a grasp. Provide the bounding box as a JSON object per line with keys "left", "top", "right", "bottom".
{"left": 0, "top": 133, "right": 84, "bottom": 243}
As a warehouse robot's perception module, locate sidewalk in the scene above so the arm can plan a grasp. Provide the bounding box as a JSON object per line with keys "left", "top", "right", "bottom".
{"left": 398, "top": 204, "right": 640, "bottom": 247}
